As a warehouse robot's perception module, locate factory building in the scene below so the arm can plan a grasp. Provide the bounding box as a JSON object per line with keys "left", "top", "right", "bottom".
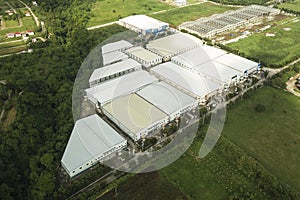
{"left": 125, "top": 46, "right": 162, "bottom": 68}
{"left": 61, "top": 114, "right": 127, "bottom": 177}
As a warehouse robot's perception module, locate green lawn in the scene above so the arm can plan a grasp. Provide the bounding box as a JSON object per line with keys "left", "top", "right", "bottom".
{"left": 223, "top": 87, "right": 300, "bottom": 192}
{"left": 150, "top": 2, "right": 236, "bottom": 26}
{"left": 280, "top": 0, "right": 300, "bottom": 12}
{"left": 87, "top": 0, "right": 173, "bottom": 27}
{"left": 0, "top": 17, "right": 37, "bottom": 36}
{"left": 228, "top": 19, "right": 300, "bottom": 67}
{"left": 4, "top": 20, "right": 19, "bottom": 28}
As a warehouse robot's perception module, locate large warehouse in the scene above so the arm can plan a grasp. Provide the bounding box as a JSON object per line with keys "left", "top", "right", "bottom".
{"left": 137, "top": 81, "right": 198, "bottom": 121}
{"left": 102, "top": 40, "right": 133, "bottom": 54}
{"left": 102, "top": 51, "right": 128, "bottom": 66}
{"left": 118, "top": 15, "right": 169, "bottom": 35}
{"left": 61, "top": 114, "right": 127, "bottom": 177}
{"left": 85, "top": 70, "right": 158, "bottom": 107}
{"left": 171, "top": 45, "right": 227, "bottom": 72}
{"left": 102, "top": 94, "right": 169, "bottom": 141}
{"left": 150, "top": 62, "right": 222, "bottom": 104}
{"left": 89, "top": 59, "right": 142, "bottom": 87}
{"left": 214, "top": 53, "right": 259, "bottom": 76}
{"left": 125, "top": 46, "right": 162, "bottom": 68}
{"left": 146, "top": 32, "right": 202, "bottom": 61}
{"left": 179, "top": 5, "right": 280, "bottom": 38}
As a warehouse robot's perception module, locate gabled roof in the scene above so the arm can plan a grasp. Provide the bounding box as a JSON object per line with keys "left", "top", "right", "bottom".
{"left": 61, "top": 114, "right": 126, "bottom": 174}
{"left": 119, "top": 15, "right": 169, "bottom": 30}
{"left": 137, "top": 81, "right": 197, "bottom": 115}
{"left": 102, "top": 40, "right": 133, "bottom": 54}
{"left": 102, "top": 51, "right": 129, "bottom": 66}
{"left": 86, "top": 70, "right": 158, "bottom": 105}
{"left": 89, "top": 59, "right": 141, "bottom": 83}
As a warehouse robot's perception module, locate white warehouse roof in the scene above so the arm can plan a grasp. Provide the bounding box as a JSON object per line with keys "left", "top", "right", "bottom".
{"left": 102, "top": 51, "right": 129, "bottom": 66}
{"left": 195, "top": 61, "right": 241, "bottom": 84}
{"left": 89, "top": 59, "right": 141, "bottom": 83}
{"left": 102, "top": 40, "right": 133, "bottom": 54}
{"left": 146, "top": 33, "right": 202, "bottom": 57}
{"left": 172, "top": 45, "right": 227, "bottom": 68}
{"left": 61, "top": 114, "right": 126, "bottom": 177}
{"left": 137, "top": 81, "right": 197, "bottom": 115}
{"left": 125, "top": 46, "right": 162, "bottom": 63}
{"left": 151, "top": 62, "right": 222, "bottom": 98}
{"left": 119, "top": 15, "right": 169, "bottom": 31}
{"left": 85, "top": 70, "right": 158, "bottom": 105}
{"left": 103, "top": 93, "right": 168, "bottom": 135}
{"left": 214, "top": 53, "right": 258, "bottom": 73}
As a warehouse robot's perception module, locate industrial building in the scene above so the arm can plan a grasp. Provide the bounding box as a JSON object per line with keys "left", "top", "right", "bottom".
{"left": 61, "top": 114, "right": 127, "bottom": 177}
{"left": 125, "top": 46, "right": 163, "bottom": 68}
{"left": 137, "top": 81, "right": 198, "bottom": 121}
{"left": 214, "top": 53, "right": 259, "bottom": 76}
{"left": 102, "top": 40, "right": 133, "bottom": 54}
{"left": 85, "top": 70, "right": 158, "bottom": 107}
{"left": 89, "top": 59, "right": 142, "bottom": 87}
{"left": 150, "top": 62, "right": 222, "bottom": 104}
{"left": 171, "top": 45, "right": 227, "bottom": 72}
{"left": 103, "top": 94, "right": 169, "bottom": 141}
{"left": 146, "top": 32, "right": 202, "bottom": 61}
{"left": 102, "top": 51, "right": 129, "bottom": 66}
{"left": 179, "top": 5, "right": 280, "bottom": 38}
{"left": 118, "top": 15, "right": 169, "bottom": 35}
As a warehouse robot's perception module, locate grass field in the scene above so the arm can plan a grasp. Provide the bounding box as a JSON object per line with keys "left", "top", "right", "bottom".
{"left": 150, "top": 2, "right": 236, "bottom": 26}
{"left": 228, "top": 18, "right": 300, "bottom": 67}
{"left": 279, "top": 0, "right": 300, "bottom": 12}
{"left": 4, "top": 20, "right": 19, "bottom": 28}
{"left": 99, "top": 172, "right": 188, "bottom": 200}
{"left": 2, "top": 106, "right": 16, "bottom": 131}
{"left": 223, "top": 87, "right": 300, "bottom": 191}
{"left": 0, "top": 40, "right": 25, "bottom": 49}
{"left": 87, "top": 0, "right": 173, "bottom": 27}
{"left": 0, "top": 45, "right": 27, "bottom": 55}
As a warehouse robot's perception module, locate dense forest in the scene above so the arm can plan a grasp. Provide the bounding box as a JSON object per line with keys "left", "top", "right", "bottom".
{"left": 0, "top": 0, "right": 126, "bottom": 199}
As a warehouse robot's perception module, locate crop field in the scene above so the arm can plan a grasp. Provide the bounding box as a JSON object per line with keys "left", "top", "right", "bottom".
{"left": 227, "top": 18, "right": 300, "bottom": 67}
{"left": 87, "top": 0, "right": 173, "bottom": 27}
{"left": 223, "top": 87, "right": 300, "bottom": 192}
{"left": 279, "top": 0, "right": 300, "bottom": 12}
{"left": 150, "top": 2, "right": 236, "bottom": 26}
{"left": 3, "top": 19, "right": 19, "bottom": 28}
{"left": 0, "top": 40, "right": 24, "bottom": 49}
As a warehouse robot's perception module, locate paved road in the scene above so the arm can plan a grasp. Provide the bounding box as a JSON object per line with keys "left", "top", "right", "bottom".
{"left": 18, "top": 0, "right": 40, "bottom": 27}
{"left": 286, "top": 73, "right": 300, "bottom": 97}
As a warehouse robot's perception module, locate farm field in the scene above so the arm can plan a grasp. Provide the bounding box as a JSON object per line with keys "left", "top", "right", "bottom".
{"left": 227, "top": 18, "right": 300, "bottom": 67}
{"left": 0, "top": 40, "right": 24, "bottom": 49}
{"left": 87, "top": 0, "right": 173, "bottom": 27}
{"left": 150, "top": 2, "right": 236, "bottom": 26}
{"left": 279, "top": 0, "right": 300, "bottom": 12}
{"left": 223, "top": 87, "right": 300, "bottom": 192}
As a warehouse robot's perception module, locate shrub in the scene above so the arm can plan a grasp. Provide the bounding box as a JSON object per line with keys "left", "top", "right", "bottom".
{"left": 254, "top": 104, "right": 266, "bottom": 112}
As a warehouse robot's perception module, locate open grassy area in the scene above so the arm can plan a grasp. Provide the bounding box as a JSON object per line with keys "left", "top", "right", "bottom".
{"left": 4, "top": 19, "right": 19, "bottom": 28}
{"left": 87, "top": 0, "right": 173, "bottom": 27}
{"left": 21, "top": 16, "right": 36, "bottom": 30}
{"left": 0, "top": 45, "right": 27, "bottom": 55}
{"left": 99, "top": 172, "right": 188, "bottom": 200}
{"left": 279, "top": 0, "right": 300, "bottom": 12}
{"left": 150, "top": 2, "right": 236, "bottom": 26}
{"left": 227, "top": 18, "right": 300, "bottom": 67}
{"left": 223, "top": 86, "right": 300, "bottom": 192}
{"left": 2, "top": 106, "right": 16, "bottom": 131}
{"left": 0, "top": 40, "right": 25, "bottom": 49}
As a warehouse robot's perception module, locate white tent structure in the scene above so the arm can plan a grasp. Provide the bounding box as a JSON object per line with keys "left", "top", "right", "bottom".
{"left": 61, "top": 114, "right": 127, "bottom": 178}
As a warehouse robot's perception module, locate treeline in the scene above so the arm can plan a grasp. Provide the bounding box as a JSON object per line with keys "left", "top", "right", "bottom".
{"left": 0, "top": 0, "right": 126, "bottom": 199}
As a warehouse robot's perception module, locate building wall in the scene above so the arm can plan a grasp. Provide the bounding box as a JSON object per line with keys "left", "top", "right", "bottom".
{"left": 63, "top": 140, "right": 127, "bottom": 178}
